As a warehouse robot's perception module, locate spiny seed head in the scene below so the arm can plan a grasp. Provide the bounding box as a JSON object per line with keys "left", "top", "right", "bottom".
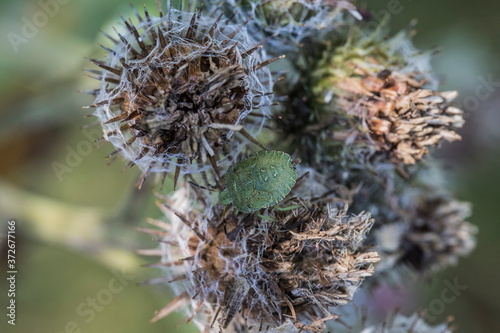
{"left": 331, "top": 70, "right": 464, "bottom": 165}
{"left": 400, "top": 196, "right": 476, "bottom": 273}
{"left": 214, "top": 0, "right": 360, "bottom": 56}
{"left": 86, "top": 5, "right": 276, "bottom": 187}
{"left": 372, "top": 189, "right": 476, "bottom": 275}
{"left": 278, "top": 23, "right": 464, "bottom": 175}
{"left": 140, "top": 174, "right": 379, "bottom": 332}
{"left": 314, "top": 25, "right": 464, "bottom": 166}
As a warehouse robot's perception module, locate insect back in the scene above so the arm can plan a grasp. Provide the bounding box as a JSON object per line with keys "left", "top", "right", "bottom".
{"left": 219, "top": 150, "right": 298, "bottom": 213}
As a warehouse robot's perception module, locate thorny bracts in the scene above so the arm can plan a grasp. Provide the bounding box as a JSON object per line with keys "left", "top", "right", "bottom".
{"left": 279, "top": 23, "right": 463, "bottom": 173}
{"left": 332, "top": 71, "right": 463, "bottom": 165}
{"left": 81, "top": 2, "right": 479, "bottom": 332}
{"left": 320, "top": 25, "right": 464, "bottom": 167}
{"left": 85, "top": 3, "right": 277, "bottom": 188}
{"left": 229, "top": 310, "right": 454, "bottom": 333}
{"left": 210, "top": 0, "right": 360, "bottom": 56}
{"left": 139, "top": 177, "right": 379, "bottom": 332}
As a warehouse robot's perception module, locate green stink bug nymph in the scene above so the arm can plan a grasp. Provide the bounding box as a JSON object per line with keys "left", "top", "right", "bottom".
{"left": 220, "top": 150, "right": 298, "bottom": 213}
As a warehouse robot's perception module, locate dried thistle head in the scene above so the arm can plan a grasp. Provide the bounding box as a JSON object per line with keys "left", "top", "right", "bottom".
{"left": 331, "top": 69, "right": 464, "bottom": 165}
{"left": 140, "top": 173, "right": 379, "bottom": 332}
{"left": 373, "top": 191, "right": 477, "bottom": 275}
{"left": 230, "top": 312, "right": 454, "bottom": 333}
{"left": 215, "top": 0, "right": 360, "bottom": 56}
{"left": 278, "top": 23, "right": 464, "bottom": 174}
{"left": 85, "top": 4, "right": 277, "bottom": 187}
{"left": 400, "top": 195, "right": 476, "bottom": 273}
{"left": 315, "top": 25, "right": 464, "bottom": 166}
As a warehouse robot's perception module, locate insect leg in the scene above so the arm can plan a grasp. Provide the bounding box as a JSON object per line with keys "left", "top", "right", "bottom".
{"left": 219, "top": 279, "right": 251, "bottom": 329}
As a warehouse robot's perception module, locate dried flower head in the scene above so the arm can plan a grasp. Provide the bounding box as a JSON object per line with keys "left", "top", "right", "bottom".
{"left": 78, "top": 2, "right": 480, "bottom": 332}
{"left": 373, "top": 192, "right": 477, "bottom": 275}
{"left": 85, "top": 4, "right": 276, "bottom": 187}
{"left": 277, "top": 23, "right": 464, "bottom": 174}
{"left": 400, "top": 195, "right": 476, "bottom": 273}
{"left": 228, "top": 311, "right": 454, "bottom": 333}
{"left": 215, "top": 0, "right": 360, "bottom": 56}
{"left": 315, "top": 25, "right": 464, "bottom": 166}
{"left": 139, "top": 175, "right": 379, "bottom": 332}
{"left": 331, "top": 69, "right": 464, "bottom": 165}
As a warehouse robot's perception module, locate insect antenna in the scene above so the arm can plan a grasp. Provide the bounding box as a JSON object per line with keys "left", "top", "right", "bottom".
{"left": 225, "top": 214, "right": 253, "bottom": 241}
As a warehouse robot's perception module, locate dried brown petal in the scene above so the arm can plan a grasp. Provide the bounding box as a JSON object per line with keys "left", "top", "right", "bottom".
{"left": 335, "top": 71, "right": 464, "bottom": 165}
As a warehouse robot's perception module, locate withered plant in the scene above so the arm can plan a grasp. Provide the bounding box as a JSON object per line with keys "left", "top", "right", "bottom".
{"left": 85, "top": 3, "right": 277, "bottom": 188}
{"left": 85, "top": 1, "right": 476, "bottom": 332}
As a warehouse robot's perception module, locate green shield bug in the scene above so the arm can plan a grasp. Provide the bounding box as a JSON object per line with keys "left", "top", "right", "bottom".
{"left": 219, "top": 150, "right": 298, "bottom": 213}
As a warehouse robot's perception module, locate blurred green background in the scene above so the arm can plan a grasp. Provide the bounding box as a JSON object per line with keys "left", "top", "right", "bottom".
{"left": 0, "top": 0, "right": 499, "bottom": 332}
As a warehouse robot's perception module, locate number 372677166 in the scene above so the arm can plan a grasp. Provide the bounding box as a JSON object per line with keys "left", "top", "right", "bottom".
{"left": 7, "top": 221, "right": 16, "bottom": 269}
